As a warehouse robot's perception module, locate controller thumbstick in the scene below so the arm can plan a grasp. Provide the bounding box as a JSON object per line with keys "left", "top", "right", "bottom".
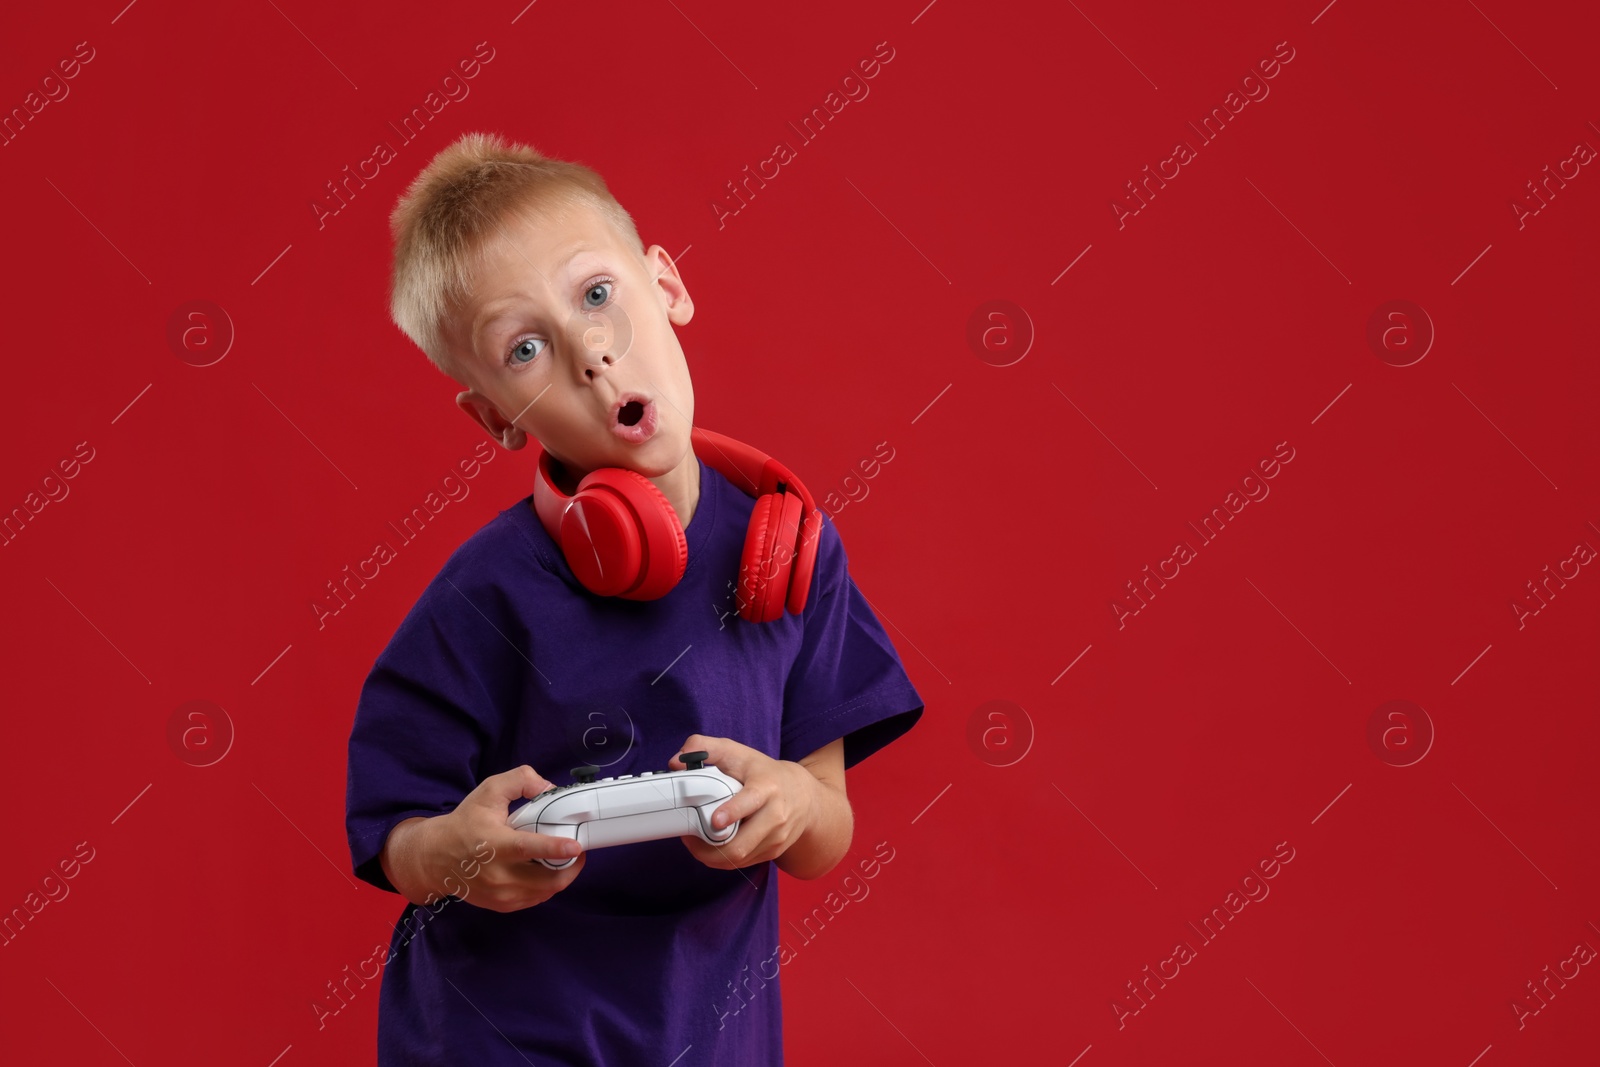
{"left": 681, "top": 750, "right": 708, "bottom": 770}
{"left": 572, "top": 765, "right": 599, "bottom": 784}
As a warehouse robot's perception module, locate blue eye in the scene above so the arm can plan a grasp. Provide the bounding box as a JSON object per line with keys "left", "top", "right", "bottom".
{"left": 502, "top": 278, "right": 615, "bottom": 367}
{"left": 506, "top": 337, "right": 546, "bottom": 365}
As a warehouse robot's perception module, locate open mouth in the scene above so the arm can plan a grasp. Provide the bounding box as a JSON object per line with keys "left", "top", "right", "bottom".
{"left": 610, "top": 394, "right": 658, "bottom": 443}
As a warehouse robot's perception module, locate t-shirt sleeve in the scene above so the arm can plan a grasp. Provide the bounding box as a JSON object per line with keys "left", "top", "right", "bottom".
{"left": 780, "top": 512, "right": 924, "bottom": 771}
{"left": 344, "top": 561, "right": 520, "bottom": 895}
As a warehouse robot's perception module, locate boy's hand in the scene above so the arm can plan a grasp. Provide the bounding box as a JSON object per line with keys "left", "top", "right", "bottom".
{"left": 669, "top": 735, "right": 819, "bottom": 869}
{"left": 406, "top": 766, "right": 587, "bottom": 913}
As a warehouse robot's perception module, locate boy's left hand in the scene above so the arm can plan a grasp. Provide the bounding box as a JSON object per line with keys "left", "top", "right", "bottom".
{"left": 669, "top": 735, "right": 818, "bottom": 869}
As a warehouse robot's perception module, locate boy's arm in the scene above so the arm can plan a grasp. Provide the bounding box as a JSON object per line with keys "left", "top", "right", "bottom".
{"left": 669, "top": 735, "right": 854, "bottom": 878}
{"left": 377, "top": 766, "right": 591, "bottom": 912}
{"left": 775, "top": 738, "right": 853, "bottom": 880}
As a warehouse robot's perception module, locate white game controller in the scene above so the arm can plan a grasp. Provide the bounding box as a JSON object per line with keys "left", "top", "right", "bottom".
{"left": 507, "top": 751, "right": 744, "bottom": 870}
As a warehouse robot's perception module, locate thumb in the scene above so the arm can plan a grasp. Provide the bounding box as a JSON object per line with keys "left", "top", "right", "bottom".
{"left": 510, "top": 828, "right": 584, "bottom": 863}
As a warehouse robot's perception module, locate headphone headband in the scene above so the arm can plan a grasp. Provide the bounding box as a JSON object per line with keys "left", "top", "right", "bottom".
{"left": 533, "top": 427, "right": 815, "bottom": 535}
{"left": 529, "top": 425, "right": 822, "bottom": 619}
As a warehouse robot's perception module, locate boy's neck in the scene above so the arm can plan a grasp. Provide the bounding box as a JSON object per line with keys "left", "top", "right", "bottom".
{"left": 549, "top": 449, "right": 701, "bottom": 530}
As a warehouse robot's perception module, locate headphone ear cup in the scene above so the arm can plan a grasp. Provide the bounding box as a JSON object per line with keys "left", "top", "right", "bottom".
{"left": 738, "top": 490, "right": 803, "bottom": 623}
{"left": 786, "top": 508, "right": 822, "bottom": 616}
{"left": 561, "top": 468, "right": 687, "bottom": 600}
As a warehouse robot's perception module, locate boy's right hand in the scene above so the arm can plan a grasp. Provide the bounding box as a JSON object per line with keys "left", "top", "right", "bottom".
{"left": 397, "top": 766, "right": 586, "bottom": 913}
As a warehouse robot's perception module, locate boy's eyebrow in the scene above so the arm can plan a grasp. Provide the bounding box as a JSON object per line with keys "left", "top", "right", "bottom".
{"left": 472, "top": 245, "right": 605, "bottom": 358}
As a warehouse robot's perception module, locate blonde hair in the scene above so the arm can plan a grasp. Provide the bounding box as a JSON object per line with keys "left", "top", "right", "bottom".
{"left": 387, "top": 131, "right": 646, "bottom": 379}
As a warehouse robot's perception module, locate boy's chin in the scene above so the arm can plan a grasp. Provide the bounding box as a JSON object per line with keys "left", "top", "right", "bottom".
{"left": 550, "top": 427, "right": 690, "bottom": 479}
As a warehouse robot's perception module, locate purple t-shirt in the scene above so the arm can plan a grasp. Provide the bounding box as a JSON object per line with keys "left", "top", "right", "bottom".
{"left": 345, "top": 453, "right": 924, "bottom": 1066}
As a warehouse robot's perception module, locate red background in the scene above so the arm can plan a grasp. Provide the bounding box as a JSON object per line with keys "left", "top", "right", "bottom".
{"left": 2, "top": 1, "right": 1597, "bottom": 1064}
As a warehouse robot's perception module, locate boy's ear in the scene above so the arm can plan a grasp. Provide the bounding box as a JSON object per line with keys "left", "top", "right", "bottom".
{"left": 456, "top": 388, "right": 528, "bottom": 450}
{"left": 645, "top": 245, "right": 694, "bottom": 327}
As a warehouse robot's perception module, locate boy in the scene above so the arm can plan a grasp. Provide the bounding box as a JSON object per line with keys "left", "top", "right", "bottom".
{"left": 344, "top": 131, "right": 925, "bottom": 1066}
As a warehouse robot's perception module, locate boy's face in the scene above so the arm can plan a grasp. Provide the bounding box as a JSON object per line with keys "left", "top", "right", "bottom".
{"left": 446, "top": 198, "right": 696, "bottom": 486}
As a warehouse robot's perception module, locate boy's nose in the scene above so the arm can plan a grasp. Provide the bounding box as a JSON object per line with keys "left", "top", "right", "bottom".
{"left": 568, "top": 304, "right": 634, "bottom": 367}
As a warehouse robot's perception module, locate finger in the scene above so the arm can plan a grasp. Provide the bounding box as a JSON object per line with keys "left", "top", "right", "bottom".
{"left": 670, "top": 735, "right": 716, "bottom": 769}
{"left": 719, "top": 801, "right": 776, "bottom": 859}
{"left": 680, "top": 834, "right": 734, "bottom": 870}
{"left": 707, "top": 793, "right": 750, "bottom": 833}
{"left": 674, "top": 736, "right": 751, "bottom": 780}
{"left": 694, "top": 819, "right": 772, "bottom": 870}
{"left": 709, "top": 772, "right": 771, "bottom": 830}
{"left": 480, "top": 765, "right": 555, "bottom": 807}
{"left": 500, "top": 828, "right": 583, "bottom": 864}
{"left": 505, "top": 847, "right": 586, "bottom": 886}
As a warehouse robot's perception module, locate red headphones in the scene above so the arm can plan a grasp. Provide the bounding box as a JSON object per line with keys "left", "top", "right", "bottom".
{"left": 530, "top": 426, "right": 821, "bottom": 623}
